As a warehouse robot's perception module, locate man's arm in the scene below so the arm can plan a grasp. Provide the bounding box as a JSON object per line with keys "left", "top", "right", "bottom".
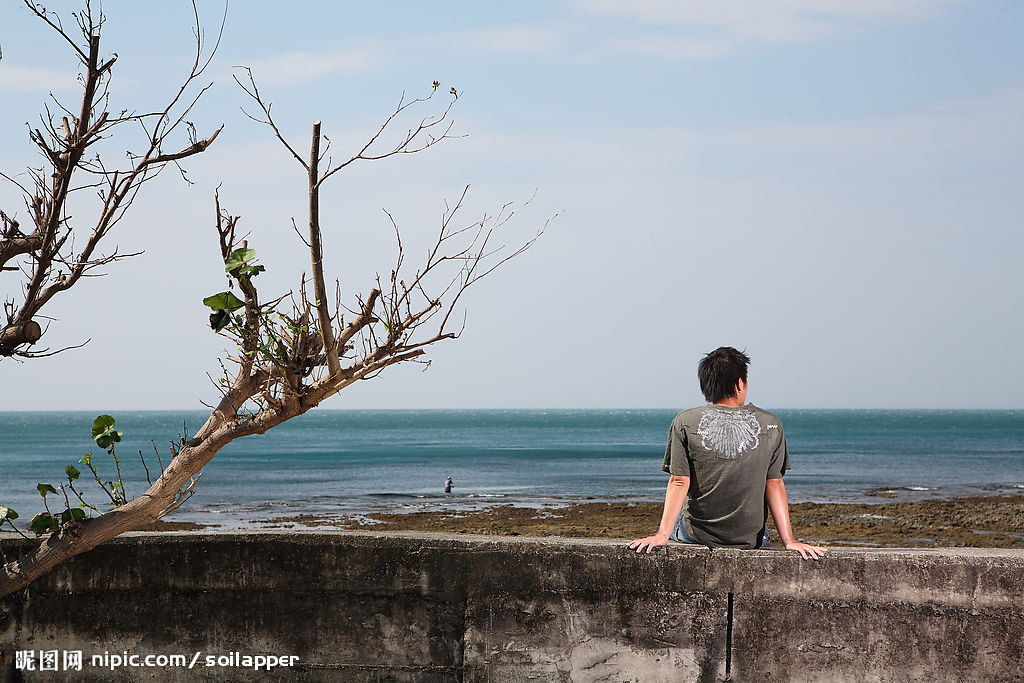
{"left": 628, "top": 474, "right": 689, "bottom": 554}
{"left": 764, "top": 477, "right": 827, "bottom": 560}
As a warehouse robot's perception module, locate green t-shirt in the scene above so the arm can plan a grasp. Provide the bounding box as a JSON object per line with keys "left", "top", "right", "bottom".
{"left": 661, "top": 403, "right": 790, "bottom": 549}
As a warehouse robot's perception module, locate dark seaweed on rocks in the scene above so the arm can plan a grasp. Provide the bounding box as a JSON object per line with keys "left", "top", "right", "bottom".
{"left": 247, "top": 494, "right": 1024, "bottom": 548}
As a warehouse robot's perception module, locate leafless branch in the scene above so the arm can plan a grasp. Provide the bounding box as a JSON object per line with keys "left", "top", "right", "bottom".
{"left": 1, "top": 73, "right": 549, "bottom": 599}
{"left": 232, "top": 67, "right": 307, "bottom": 169}
{"left": 0, "top": 1, "right": 224, "bottom": 359}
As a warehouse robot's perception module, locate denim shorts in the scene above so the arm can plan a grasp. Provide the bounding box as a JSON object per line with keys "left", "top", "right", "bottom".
{"left": 670, "top": 513, "right": 772, "bottom": 548}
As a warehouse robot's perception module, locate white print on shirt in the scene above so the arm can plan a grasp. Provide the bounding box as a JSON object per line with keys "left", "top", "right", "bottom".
{"left": 767, "top": 424, "right": 778, "bottom": 430}
{"left": 696, "top": 407, "right": 762, "bottom": 459}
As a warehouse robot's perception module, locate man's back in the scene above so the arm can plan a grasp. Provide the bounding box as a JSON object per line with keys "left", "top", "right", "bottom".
{"left": 662, "top": 403, "right": 790, "bottom": 548}
{"left": 629, "top": 346, "right": 825, "bottom": 560}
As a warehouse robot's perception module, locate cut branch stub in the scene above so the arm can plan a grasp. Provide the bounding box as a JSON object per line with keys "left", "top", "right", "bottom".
{"left": 0, "top": 321, "right": 43, "bottom": 354}
{"left": 307, "top": 120, "right": 340, "bottom": 376}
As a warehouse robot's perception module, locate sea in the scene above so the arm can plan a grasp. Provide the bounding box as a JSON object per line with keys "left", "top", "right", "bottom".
{"left": 1, "top": 409, "right": 1022, "bottom": 529}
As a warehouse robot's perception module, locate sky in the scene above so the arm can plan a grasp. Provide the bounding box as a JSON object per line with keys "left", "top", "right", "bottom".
{"left": 0, "top": 0, "right": 1021, "bottom": 410}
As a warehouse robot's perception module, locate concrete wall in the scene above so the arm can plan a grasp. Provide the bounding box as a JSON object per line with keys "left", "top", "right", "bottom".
{"left": 0, "top": 531, "right": 1022, "bottom": 682}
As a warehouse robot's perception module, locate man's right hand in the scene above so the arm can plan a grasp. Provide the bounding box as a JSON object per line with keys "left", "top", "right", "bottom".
{"left": 784, "top": 540, "right": 828, "bottom": 560}
{"left": 628, "top": 534, "right": 670, "bottom": 554}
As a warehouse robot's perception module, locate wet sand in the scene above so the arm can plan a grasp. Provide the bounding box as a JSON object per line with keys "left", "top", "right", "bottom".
{"left": 254, "top": 494, "right": 1024, "bottom": 548}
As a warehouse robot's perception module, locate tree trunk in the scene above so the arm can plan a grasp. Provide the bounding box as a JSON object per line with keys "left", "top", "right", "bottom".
{"left": 0, "top": 417, "right": 236, "bottom": 597}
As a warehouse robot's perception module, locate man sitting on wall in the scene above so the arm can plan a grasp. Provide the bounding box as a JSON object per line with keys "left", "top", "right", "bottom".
{"left": 629, "top": 346, "right": 827, "bottom": 560}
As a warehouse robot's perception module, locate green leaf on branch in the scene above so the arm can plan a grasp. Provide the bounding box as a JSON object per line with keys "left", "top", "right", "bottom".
{"left": 29, "top": 513, "right": 58, "bottom": 535}
{"left": 0, "top": 506, "right": 18, "bottom": 521}
{"left": 66, "top": 464, "right": 81, "bottom": 480}
{"left": 236, "top": 266, "right": 266, "bottom": 278}
{"left": 60, "top": 508, "right": 86, "bottom": 524}
{"left": 92, "top": 414, "right": 122, "bottom": 449}
{"left": 37, "top": 483, "right": 58, "bottom": 497}
{"left": 91, "top": 414, "right": 115, "bottom": 436}
{"left": 224, "top": 247, "right": 257, "bottom": 273}
{"left": 209, "top": 309, "right": 232, "bottom": 332}
{"left": 203, "top": 291, "right": 245, "bottom": 312}
{"left": 96, "top": 433, "right": 122, "bottom": 449}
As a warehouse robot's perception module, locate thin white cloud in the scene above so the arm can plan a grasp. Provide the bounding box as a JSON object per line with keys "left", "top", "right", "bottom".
{"left": 459, "top": 26, "right": 560, "bottom": 54}
{"left": 445, "top": 83, "right": 1024, "bottom": 184}
{"left": 573, "top": 0, "right": 964, "bottom": 58}
{"left": 234, "top": 27, "right": 560, "bottom": 89}
{"left": 612, "top": 34, "right": 739, "bottom": 60}
{"left": 238, "top": 49, "right": 385, "bottom": 86}
{"left": 0, "top": 63, "right": 76, "bottom": 92}
{"left": 688, "top": 83, "right": 1024, "bottom": 167}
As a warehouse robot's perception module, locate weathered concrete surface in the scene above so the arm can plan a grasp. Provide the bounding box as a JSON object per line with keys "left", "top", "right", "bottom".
{"left": 0, "top": 531, "right": 1021, "bottom": 682}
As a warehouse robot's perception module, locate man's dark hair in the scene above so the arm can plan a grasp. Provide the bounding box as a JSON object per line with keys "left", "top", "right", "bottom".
{"left": 698, "top": 347, "right": 750, "bottom": 403}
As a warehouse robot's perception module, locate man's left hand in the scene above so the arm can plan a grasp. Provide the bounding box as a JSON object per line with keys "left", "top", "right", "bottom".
{"left": 628, "top": 534, "right": 670, "bottom": 554}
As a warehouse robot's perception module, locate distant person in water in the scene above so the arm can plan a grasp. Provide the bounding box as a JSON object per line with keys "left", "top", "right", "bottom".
{"left": 445, "top": 477, "right": 454, "bottom": 494}
{"left": 629, "top": 347, "right": 827, "bottom": 560}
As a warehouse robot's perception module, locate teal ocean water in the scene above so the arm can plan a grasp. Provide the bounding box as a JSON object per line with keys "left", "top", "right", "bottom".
{"left": 1, "top": 409, "right": 1022, "bottom": 529}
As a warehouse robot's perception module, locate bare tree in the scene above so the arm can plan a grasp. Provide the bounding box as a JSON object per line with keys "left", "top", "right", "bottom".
{"left": 0, "top": 1, "right": 222, "bottom": 358}
{"left": 0, "top": 65, "right": 547, "bottom": 596}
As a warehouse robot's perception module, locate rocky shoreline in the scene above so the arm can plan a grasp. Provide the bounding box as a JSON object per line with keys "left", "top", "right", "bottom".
{"left": 220, "top": 493, "right": 1024, "bottom": 548}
